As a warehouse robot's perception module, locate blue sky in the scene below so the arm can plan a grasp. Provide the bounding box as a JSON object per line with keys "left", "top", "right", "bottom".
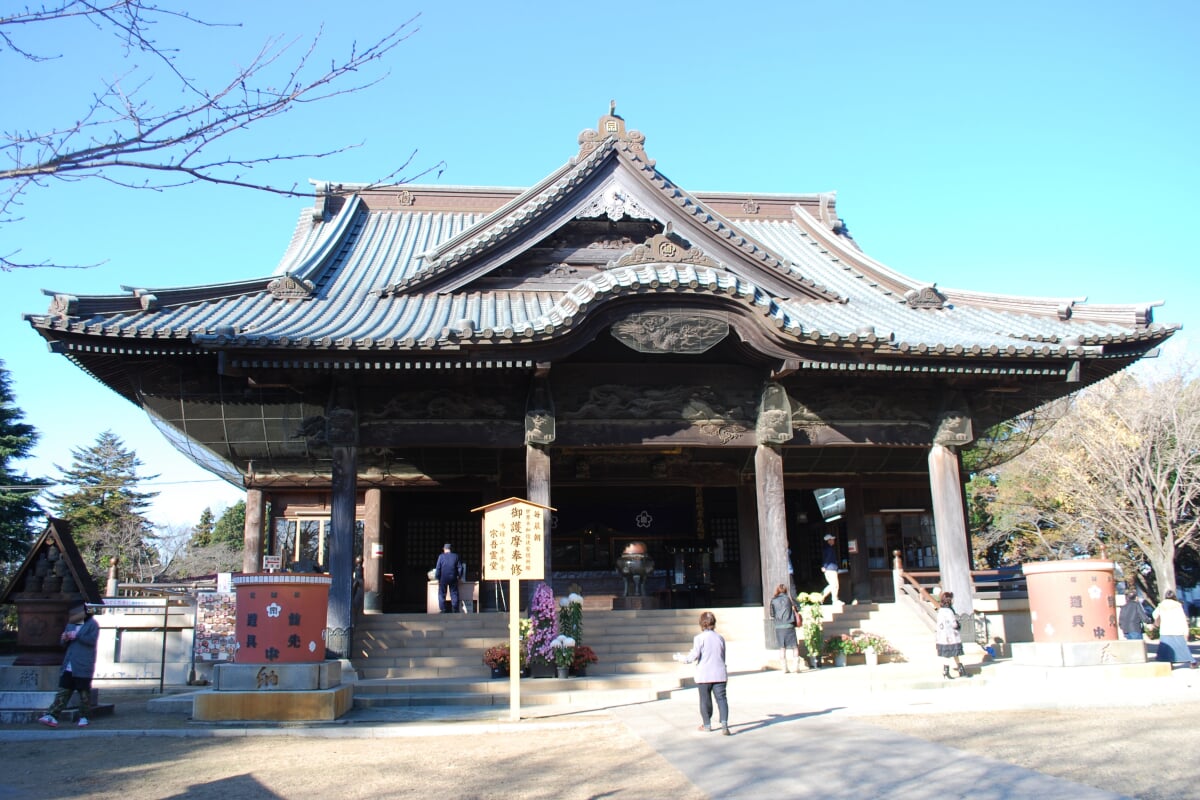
{"left": 3, "top": 1, "right": 1197, "bottom": 530}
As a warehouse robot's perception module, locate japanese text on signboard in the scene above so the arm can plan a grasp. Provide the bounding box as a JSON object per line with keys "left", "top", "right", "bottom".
{"left": 482, "top": 501, "right": 545, "bottom": 580}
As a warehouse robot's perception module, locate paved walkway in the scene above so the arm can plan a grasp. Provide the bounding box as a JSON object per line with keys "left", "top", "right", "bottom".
{"left": 4, "top": 659, "right": 1199, "bottom": 799}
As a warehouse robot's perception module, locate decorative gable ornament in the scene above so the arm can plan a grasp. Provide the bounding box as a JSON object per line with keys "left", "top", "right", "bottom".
{"left": 268, "top": 274, "right": 315, "bottom": 300}
{"left": 576, "top": 183, "right": 654, "bottom": 222}
{"left": 905, "top": 285, "right": 947, "bottom": 310}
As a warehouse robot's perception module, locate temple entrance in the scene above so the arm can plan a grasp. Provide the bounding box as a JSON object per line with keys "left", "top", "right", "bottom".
{"left": 376, "top": 484, "right": 749, "bottom": 612}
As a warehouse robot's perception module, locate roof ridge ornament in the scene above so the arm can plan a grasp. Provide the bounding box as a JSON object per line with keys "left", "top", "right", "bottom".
{"left": 268, "top": 274, "right": 315, "bottom": 300}
{"left": 614, "top": 223, "right": 720, "bottom": 269}
{"left": 578, "top": 101, "right": 646, "bottom": 158}
{"left": 905, "top": 285, "right": 947, "bottom": 310}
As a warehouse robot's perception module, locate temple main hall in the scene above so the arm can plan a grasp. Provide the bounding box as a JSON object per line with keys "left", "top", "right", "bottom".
{"left": 25, "top": 109, "right": 1176, "bottom": 654}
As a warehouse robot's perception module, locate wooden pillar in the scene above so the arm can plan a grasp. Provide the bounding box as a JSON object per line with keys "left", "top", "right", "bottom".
{"left": 737, "top": 483, "right": 762, "bottom": 605}
{"left": 928, "top": 444, "right": 974, "bottom": 615}
{"left": 843, "top": 484, "right": 868, "bottom": 602}
{"left": 363, "top": 487, "right": 383, "bottom": 614}
{"left": 754, "top": 443, "right": 789, "bottom": 615}
{"left": 326, "top": 445, "right": 357, "bottom": 658}
{"left": 242, "top": 488, "right": 265, "bottom": 574}
{"left": 526, "top": 444, "right": 551, "bottom": 577}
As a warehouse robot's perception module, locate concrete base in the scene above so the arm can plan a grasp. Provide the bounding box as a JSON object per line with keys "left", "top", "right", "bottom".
{"left": 0, "top": 664, "right": 64, "bottom": 691}
{"left": 212, "top": 661, "right": 340, "bottom": 691}
{"left": 192, "top": 684, "right": 354, "bottom": 721}
{"left": 1011, "top": 639, "right": 1147, "bottom": 667}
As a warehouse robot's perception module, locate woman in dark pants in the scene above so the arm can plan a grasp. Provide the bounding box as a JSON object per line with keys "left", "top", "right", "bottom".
{"left": 674, "top": 611, "right": 730, "bottom": 735}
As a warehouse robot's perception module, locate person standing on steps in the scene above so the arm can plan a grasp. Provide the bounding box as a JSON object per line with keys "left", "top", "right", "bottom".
{"left": 770, "top": 583, "right": 800, "bottom": 672}
{"left": 38, "top": 603, "right": 100, "bottom": 728}
{"left": 936, "top": 591, "right": 968, "bottom": 680}
{"left": 819, "top": 533, "right": 843, "bottom": 611}
{"left": 434, "top": 543, "right": 462, "bottom": 614}
{"left": 674, "top": 611, "right": 731, "bottom": 735}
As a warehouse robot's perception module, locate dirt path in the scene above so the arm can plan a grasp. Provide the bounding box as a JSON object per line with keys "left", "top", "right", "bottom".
{"left": 0, "top": 722, "right": 704, "bottom": 800}
{"left": 866, "top": 703, "right": 1200, "bottom": 800}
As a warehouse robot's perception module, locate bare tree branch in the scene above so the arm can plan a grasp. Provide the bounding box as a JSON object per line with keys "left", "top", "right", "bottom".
{"left": 1, "top": 3, "right": 441, "bottom": 271}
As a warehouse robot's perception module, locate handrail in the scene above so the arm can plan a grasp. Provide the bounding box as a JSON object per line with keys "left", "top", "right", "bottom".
{"left": 892, "top": 550, "right": 938, "bottom": 610}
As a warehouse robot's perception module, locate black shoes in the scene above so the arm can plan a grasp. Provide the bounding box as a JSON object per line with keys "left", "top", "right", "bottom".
{"left": 943, "top": 665, "right": 954, "bottom": 680}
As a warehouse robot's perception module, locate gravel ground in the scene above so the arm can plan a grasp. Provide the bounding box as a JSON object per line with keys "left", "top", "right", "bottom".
{"left": 5, "top": 691, "right": 1198, "bottom": 799}
{"left": 866, "top": 702, "right": 1200, "bottom": 800}
{"left": 0, "top": 719, "right": 703, "bottom": 800}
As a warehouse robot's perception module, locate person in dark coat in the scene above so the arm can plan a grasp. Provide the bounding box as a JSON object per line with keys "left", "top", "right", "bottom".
{"left": 770, "top": 583, "right": 800, "bottom": 672}
{"left": 434, "top": 543, "right": 462, "bottom": 613}
{"left": 38, "top": 603, "right": 100, "bottom": 728}
{"left": 1119, "top": 589, "right": 1150, "bottom": 640}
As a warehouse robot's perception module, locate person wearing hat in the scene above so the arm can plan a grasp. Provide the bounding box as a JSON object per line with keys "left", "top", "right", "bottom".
{"left": 434, "top": 543, "right": 462, "bottom": 613}
{"left": 38, "top": 603, "right": 100, "bottom": 728}
{"left": 819, "top": 533, "right": 843, "bottom": 611}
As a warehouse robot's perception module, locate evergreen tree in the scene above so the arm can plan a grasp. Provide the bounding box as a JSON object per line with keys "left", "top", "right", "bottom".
{"left": 191, "top": 507, "right": 216, "bottom": 548}
{"left": 49, "top": 431, "right": 158, "bottom": 579}
{"left": 211, "top": 501, "right": 246, "bottom": 549}
{"left": 0, "top": 360, "right": 44, "bottom": 568}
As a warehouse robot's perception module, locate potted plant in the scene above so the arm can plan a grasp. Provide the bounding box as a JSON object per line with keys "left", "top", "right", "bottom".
{"left": 558, "top": 592, "right": 584, "bottom": 642}
{"left": 550, "top": 634, "right": 576, "bottom": 679}
{"left": 823, "top": 634, "right": 852, "bottom": 666}
{"left": 524, "top": 582, "right": 558, "bottom": 677}
{"left": 571, "top": 644, "right": 598, "bottom": 677}
{"left": 796, "top": 591, "right": 824, "bottom": 668}
{"left": 483, "top": 643, "right": 510, "bottom": 678}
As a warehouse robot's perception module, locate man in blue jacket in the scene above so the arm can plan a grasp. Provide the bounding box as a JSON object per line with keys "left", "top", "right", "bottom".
{"left": 435, "top": 543, "right": 462, "bottom": 613}
{"left": 819, "top": 533, "right": 843, "bottom": 611}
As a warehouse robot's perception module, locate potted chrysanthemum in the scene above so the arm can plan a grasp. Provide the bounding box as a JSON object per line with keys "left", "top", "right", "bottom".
{"left": 550, "top": 634, "right": 576, "bottom": 679}
{"left": 524, "top": 582, "right": 558, "bottom": 677}
{"left": 796, "top": 591, "right": 824, "bottom": 668}
{"left": 483, "top": 644, "right": 510, "bottom": 678}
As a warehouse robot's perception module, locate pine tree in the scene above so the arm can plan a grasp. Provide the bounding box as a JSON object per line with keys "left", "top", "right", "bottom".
{"left": 210, "top": 501, "right": 246, "bottom": 549}
{"left": 191, "top": 507, "right": 216, "bottom": 548}
{"left": 49, "top": 431, "right": 159, "bottom": 579}
{"left": 0, "top": 360, "right": 44, "bottom": 568}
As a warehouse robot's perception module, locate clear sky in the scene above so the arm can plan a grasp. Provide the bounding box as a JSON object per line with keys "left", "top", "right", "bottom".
{"left": 3, "top": 0, "right": 1197, "bottom": 531}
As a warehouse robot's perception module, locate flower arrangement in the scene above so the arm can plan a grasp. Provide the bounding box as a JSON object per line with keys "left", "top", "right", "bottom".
{"left": 524, "top": 582, "right": 559, "bottom": 666}
{"left": 550, "top": 634, "right": 576, "bottom": 669}
{"left": 483, "top": 643, "right": 510, "bottom": 671}
{"left": 571, "top": 644, "right": 599, "bottom": 672}
{"left": 558, "top": 592, "right": 584, "bottom": 643}
{"left": 796, "top": 591, "right": 824, "bottom": 658}
{"left": 823, "top": 629, "right": 896, "bottom": 656}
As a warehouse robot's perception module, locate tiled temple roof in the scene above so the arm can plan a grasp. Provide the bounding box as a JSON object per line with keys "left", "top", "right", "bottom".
{"left": 26, "top": 113, "right": 1177, "bottom": 368}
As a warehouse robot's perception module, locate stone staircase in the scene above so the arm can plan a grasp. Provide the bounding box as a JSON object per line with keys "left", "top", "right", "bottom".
{"left": 350, "top": 606, "right": 768, "bottom": 713}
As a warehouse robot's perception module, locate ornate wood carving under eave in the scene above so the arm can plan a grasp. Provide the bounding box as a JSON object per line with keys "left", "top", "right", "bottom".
{"left": 268, "top": 274, "right": 315, "bottom": 300}
{"left": 610, "top": 311, "right": 730, "bottom": 355}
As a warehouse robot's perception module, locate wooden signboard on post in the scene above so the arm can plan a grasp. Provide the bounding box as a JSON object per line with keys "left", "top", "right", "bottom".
{"left": 472, "top": 496, "right": 554, "bottom": 722}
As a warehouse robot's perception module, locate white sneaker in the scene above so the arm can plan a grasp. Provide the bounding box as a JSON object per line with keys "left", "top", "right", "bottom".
{"left": 77, "top": 717, "right": 89, "bottom": 727}
{"left": 37, "top": 714, "right": 58, "bottom": 728}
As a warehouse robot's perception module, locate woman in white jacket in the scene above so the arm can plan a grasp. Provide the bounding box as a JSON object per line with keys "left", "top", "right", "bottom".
{"left": 935, "top": 591, "right": 967, "bottom": 680}
{"left": 1152, "top": 589, "right": 1198, "bottom": 669}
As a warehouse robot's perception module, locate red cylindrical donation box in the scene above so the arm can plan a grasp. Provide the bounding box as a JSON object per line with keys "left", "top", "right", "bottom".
{"left": 232, "top": 573, "right": 331, "bottom": 663}
{"left": 1022, "top": 560, "right": 1117, "bottom": 643}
